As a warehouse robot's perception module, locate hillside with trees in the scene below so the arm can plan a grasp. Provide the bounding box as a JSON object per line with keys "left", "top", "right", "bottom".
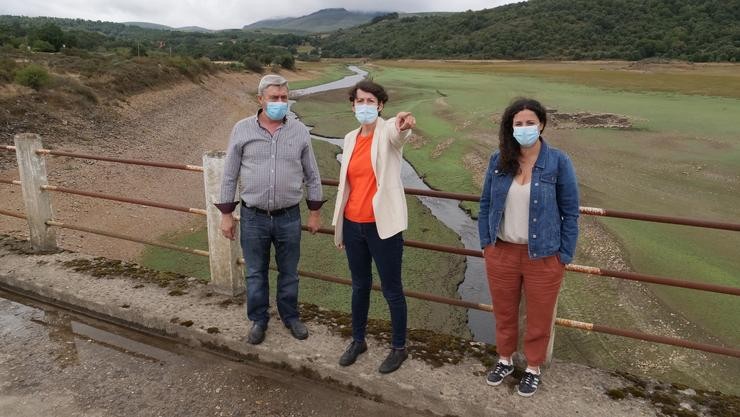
{"left": 122, "top": 22, "right": 214, "bottom": 33}
{"left": 0, "top": 14, "right": 315, "bottom": 125}
{"left": 321, "top": 0, "right": 739, "bottom": 62}
{"left": 243, "top": 8, "right": 386, "bottom": 33}
{"left": 0, "top": 15, "right": 307, "bottom": 71}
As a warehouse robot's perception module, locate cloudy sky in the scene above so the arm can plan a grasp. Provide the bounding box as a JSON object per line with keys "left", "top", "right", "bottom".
{"left": 1, "top": 0, "right": 517, "bottom": 30}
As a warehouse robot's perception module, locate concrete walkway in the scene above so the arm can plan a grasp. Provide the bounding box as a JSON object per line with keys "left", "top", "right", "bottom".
{"left": 0, "top": 235, "right": 665, "bottom": 417}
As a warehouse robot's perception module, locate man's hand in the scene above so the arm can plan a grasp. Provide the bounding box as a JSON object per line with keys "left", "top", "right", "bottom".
{"left": 220, "top": 214, "right": 237, "bottom": 240}
{"left": 396, "top": 112, "right": 416, "bottom": 131}
{"left": 307, "top": 210, "right": 321, "bottom": 234}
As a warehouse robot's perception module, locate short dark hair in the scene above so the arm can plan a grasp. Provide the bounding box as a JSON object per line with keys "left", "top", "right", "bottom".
{"left": 497, "top": 98, "right": 548, "bottom": 174}
{"left": 348, "top": 80, "right": 389, "bottom": 104}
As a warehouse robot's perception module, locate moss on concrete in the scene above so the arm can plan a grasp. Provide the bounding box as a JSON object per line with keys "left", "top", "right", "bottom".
{"left": 0, "top": 234, "right": 64, "bottom": 255}
{"left": 58, "top": 256, "right": 206, "bottom": 291}
{"left": 299, "top": 302, "right": 497, "bottom": 369}
{"left": 607, "top": 371, "right": 740, "bottom": 417}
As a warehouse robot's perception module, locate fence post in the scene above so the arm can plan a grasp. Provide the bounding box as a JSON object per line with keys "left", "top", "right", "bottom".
{"left": 543, "top": 297, "right": 559, "bottom": 366}
{"left": 514, "top": 293, "right": 557, "bottom": 368}
{"left": 203, "top": 151, "right": 244, "bottom": 296}
{"left": 14, "top": 133, "right": 57, "bottom": 252}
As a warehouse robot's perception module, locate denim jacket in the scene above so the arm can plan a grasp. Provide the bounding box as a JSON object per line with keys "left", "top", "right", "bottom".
{"left": 478, "top": 139, "right": 579, "bottom": 264}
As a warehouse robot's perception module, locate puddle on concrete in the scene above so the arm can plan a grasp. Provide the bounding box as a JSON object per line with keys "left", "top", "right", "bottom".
{"left": 0, "top": 289, "right": 438, "bottom": 417}
{"left": 0, "top": 289, "right": 182, "bottom": 366}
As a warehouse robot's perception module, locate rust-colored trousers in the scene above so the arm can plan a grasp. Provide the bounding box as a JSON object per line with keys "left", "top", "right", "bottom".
{"left": 484, "top": 239, "right": 565, "bottom": 367}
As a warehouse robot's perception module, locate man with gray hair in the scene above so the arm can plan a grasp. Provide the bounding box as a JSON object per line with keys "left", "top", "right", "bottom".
{"left": 216, "top": 74, "right": 323, "bottom": 345}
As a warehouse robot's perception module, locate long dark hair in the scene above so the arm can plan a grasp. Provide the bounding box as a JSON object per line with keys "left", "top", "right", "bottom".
{"left": 497, "top": 98, "right": 548, "bottom": 174}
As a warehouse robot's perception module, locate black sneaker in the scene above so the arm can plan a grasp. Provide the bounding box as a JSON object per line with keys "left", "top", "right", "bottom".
{"left": 378, "top": 348, "right": 408, "bottom": 374}
{"left": 517, "top": 371, "right": 541, "bottom": 397}
{"left": 246, "top": 323, "right": 266, "bottom": 345}
{"left": 338, "top": 340, "right": 367, "bottom": 367}
{"left": 486, "top": 361, "right": 515, "bottom": 386}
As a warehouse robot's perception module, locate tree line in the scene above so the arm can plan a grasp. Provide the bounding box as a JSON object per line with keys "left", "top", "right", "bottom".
{"left": 321, "top": 0, "right": 739, "bottom": 62}
{"left": 2, "top": 0, "right": 738, "bottom": 64}
{"left": 0, "top": 15, "right": 319, "bottom": 71}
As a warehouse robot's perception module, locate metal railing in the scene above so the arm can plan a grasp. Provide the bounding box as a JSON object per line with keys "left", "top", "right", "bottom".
{"left": 2, "top": 137, "right": 739, "bottom": 360}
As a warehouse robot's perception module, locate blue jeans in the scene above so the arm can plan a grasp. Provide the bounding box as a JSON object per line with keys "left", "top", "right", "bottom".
{"left": 343, "top": 218, "right": 407, "bottom": 348}
{"left": 240, "top": 204, "right": 301, "bottom": 327}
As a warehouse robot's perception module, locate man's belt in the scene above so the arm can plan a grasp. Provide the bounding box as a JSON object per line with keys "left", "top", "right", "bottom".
{"left": 243, "top": 201, "right": 299, "bottom": 217}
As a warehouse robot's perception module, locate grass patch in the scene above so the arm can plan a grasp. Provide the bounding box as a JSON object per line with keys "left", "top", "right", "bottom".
{"left": 553, "top": 219, "right": 740, "bottom": 396}
{"left": 604, "top": 219, "right": 740, "bottom": 346}
{"left": 140, "top": 225, "right": 210, "bottom": 280}
{"left": 378, "top": 60, "right": 740, "bottom": 99}
{"left": 293, "top": 89, "right": 356, "bottom": 137}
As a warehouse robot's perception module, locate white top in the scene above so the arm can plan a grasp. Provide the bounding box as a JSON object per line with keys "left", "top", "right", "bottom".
{"left": 497, "top": 181, "right": 531, "bottom": 244}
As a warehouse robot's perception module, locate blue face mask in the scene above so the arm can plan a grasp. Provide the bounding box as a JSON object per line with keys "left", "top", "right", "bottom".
{"left": 513, "top": 125, "right": 540, "bottom": 148}
{"left": 354, "top": 104, "right": 379, "bottom": 125}
{"left": 265, "top": 101, "right": 289, "bottom": 121}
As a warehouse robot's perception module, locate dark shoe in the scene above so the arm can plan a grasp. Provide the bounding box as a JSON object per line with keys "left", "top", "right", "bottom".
{"left": 339, "top": 340, "right": 367, "bottom": 367}
{"left": 285, "top": 319, "right": 308, "bottom": 340}
{"left": 378, "top": 348, "right": 408, "bottom": 374}
{"left": 517, "top": 371, "right": 541, "bottom": 397}
{"left": 486, "top": 361, "right": 515, "bottom": 386}
{"left": 247, "top": 323, "right": 266, "bottom": 345}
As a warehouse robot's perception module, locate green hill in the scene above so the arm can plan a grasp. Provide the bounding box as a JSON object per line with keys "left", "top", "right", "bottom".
{"left": 0, "top": 15, "right": 303, "bottom": 72}
{"left": 243, "top": 8, "right": 387, "bottom": 33}
{"left": 122, "top": 21, "right": 173, "bottom": 31}
{"left": 321, "top": 0, "right": 739, "bottom": 62}
{"left": 123, "top": 22, "right": 215, "bottom": 33}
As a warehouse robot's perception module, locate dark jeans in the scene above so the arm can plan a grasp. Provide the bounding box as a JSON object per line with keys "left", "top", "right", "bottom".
{"left": 343, "top": 218, "right": 407, "bottom": 348}
{"left": 240, "top": 204, "right": 301, "bottom": 327}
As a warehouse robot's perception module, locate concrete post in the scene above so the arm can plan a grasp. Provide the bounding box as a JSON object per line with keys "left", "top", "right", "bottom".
{"left": 203, "top": 151, "right": 244, "bottom": 296}
{"left": 14, "top": 133, "right": 57, "bottom": 252}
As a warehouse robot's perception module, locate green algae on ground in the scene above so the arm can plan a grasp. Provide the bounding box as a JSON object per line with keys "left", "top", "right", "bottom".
{"left": 299, "top": 302, "right": 497, "bottom": 369}
{"left": 606, "top": 388, "right": 627, "bottom": 400}
{"left": 1, "top": 234, "right": 64, "bottom": 255}
{"left": 58, "top": 256, "right": 206, "bottom": 291}
{"left": 607, "top": 370, "right": 740, "bottom": 417}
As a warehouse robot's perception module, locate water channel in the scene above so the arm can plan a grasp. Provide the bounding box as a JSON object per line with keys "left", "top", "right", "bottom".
{"left": 291, "top": 66, "right": 494, "bottom": 343}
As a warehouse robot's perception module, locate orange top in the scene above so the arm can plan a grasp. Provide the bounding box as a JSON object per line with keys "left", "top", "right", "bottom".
{"left": 344, "top": 131, "right": 377, "bottom": 223}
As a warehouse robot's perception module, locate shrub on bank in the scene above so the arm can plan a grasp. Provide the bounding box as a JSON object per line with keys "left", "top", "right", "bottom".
{"left": 3, "top": 50, "right": 224, "bottom": 99}
{"left": 167, "top": 56, "right": 216, "bottom": 81}
{"left": 0, "top": 58, "right": 18, "bottom": 83}
{"left": 14, "top": 64, "right": 50, "bottom": 90}
{"left": 31, "top": 39, "right": 55, "bottom": 53}
{"left": 55, "top": 77, "right": 99, "bottom": 104}
{"left": 242, "top": 57, "right": 264, "bottom": 74}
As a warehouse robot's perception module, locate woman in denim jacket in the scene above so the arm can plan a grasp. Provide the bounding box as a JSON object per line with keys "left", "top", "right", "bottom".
{"left": 478, "top": 98, "right": 579, "bottom": 397}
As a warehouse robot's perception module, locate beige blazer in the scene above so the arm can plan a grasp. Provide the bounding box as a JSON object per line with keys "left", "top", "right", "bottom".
{"left": 331, "top": 117, "right": 412, "bottom": 246}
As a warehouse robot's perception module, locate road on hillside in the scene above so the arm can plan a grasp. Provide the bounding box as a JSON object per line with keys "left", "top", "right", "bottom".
{"left": 0, "top": 291, "right": 432, "bottom": 417}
